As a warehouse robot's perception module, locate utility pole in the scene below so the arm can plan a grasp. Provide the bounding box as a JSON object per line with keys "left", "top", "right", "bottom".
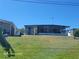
{"left": 51, "top": 17, "right": 54, "bottom": 24}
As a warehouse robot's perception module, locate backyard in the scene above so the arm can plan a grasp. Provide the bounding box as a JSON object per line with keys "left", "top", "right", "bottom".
{"left": 0, "top": 35, "right": 79, "bottom": 59}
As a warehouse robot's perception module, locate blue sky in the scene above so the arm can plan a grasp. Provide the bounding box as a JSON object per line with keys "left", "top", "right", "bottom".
{"left": 0, "top": 0, "right": 79, "bottom": 28}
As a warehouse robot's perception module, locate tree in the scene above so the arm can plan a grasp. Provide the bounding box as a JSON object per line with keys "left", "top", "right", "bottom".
{"left": 73, "top": 28, "right": 79, "bottom": 39}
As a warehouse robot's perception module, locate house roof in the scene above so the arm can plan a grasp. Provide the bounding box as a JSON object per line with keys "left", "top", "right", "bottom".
{"left": 24, "top": 24, "right": 70, "bottom": 28}
{"left": 0, "top": 19, "right": 13, "bottom": 24}
{"left": 0, "top": 19, "right": 16, "bottom": 26}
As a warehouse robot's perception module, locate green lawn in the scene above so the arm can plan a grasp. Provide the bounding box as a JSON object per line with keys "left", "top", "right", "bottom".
{"left": 0, "top": 35, "right": 79, "bottom": 59}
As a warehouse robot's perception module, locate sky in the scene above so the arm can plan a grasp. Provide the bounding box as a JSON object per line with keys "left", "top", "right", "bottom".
{"left": 0, "top": 0, "right": 79, "bottom": 28}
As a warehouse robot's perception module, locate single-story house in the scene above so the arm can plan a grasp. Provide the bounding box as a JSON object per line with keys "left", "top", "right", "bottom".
{"left": 24, "top": 24, "right": 69, "bottom": 36}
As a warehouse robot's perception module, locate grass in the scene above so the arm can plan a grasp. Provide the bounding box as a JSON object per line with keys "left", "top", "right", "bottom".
{"left": 0, "top": 35, "right": 79, "bottom": 59}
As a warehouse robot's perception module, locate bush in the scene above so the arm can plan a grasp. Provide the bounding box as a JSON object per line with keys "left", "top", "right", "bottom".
{"left": 73, "top": 29, "right": 79, "bottom": 37}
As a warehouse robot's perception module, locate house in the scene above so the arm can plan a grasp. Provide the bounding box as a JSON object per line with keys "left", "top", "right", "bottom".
{"left": 24, "top": 24, "right": 69, "bottom": 36}
{"left": 0, "top": 19, "right": 16, "bottom": 36}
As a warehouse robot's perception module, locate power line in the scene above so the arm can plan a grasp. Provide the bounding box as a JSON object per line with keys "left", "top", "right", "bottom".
{"left": 13, "top": 0, "right": 79, "bottom": 6}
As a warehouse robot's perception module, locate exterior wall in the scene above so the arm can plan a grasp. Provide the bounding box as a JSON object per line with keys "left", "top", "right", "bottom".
{"left": 25, "top": 26, "right": 38, "bottom": 35}
{"left": 37, "top": 26, "right": 66, "bottom": 33}
{"left": 11, "top": 25, "right": 16, "bottom": 36}
{"left": 37, "top": 26, "right": 67, "bottom": 35}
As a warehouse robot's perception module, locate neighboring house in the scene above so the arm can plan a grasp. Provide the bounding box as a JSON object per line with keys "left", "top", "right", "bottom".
{"left": 24, "top": 24, "right": 69, "bottom": 36}
{"left": 0, "top": 19, "right": 16, "bottom": 36}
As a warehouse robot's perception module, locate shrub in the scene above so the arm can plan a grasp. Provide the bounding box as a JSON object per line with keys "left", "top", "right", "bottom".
{"left": 73, "top": 29, "right": 79, "bottom": 37}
